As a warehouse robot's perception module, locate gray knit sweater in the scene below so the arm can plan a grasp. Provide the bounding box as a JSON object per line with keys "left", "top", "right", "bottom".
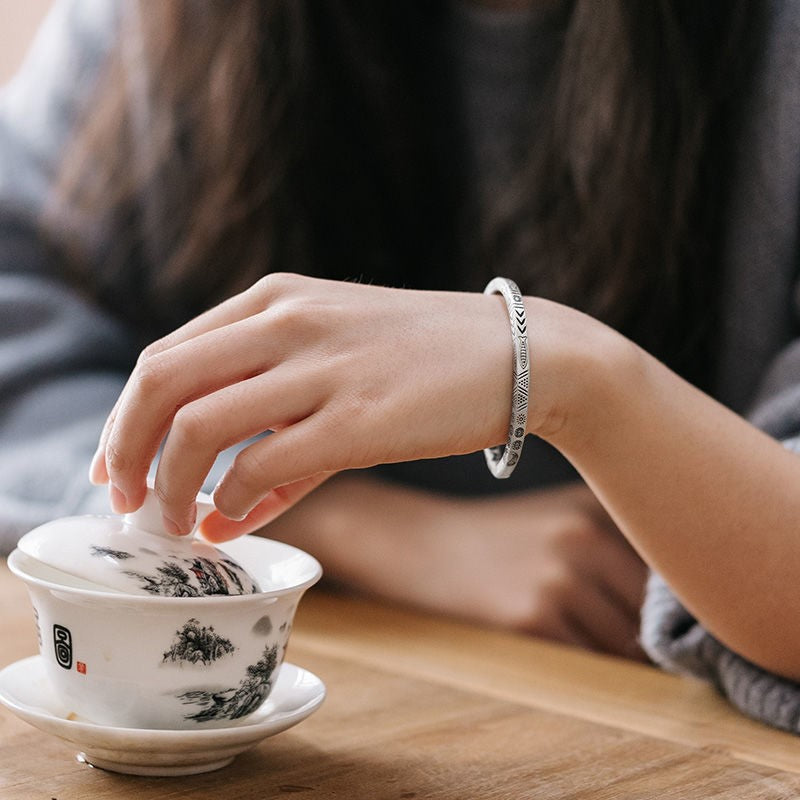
{"left": 2, "top": 0, "right": 800, "bottom": 733}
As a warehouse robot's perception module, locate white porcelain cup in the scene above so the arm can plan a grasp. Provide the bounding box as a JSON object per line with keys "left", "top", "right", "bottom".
{"left": 8, "top": 535, "right": 321, "bottom": 730}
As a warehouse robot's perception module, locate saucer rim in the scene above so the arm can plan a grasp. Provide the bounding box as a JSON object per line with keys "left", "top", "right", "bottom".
{"left": 0, "top": 654, "right": 325, "bottom": 741}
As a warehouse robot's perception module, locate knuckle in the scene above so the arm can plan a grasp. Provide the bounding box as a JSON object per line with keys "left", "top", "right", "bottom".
{"left": 132, "top": 351, "right": 169, "bottom": 395}
{"left": 171, "top": 403, "right": 212, "bottom": 447}
{"left": 252, "top": 272, "right": 298, "bottom": 302}
{"left": 301, "top": 414, "right": 349, "bottom": 472}
{"left": 505, "top": 597, "right": 555, "bottom": 636}
{"left": 137, "top": 340, "right": 166, "bottom": 365}
{"left": 340, "top": 384, "right": 374, "bottom": 416}
{"left": 229, "top": 448, "right": 271, "bottom": 495}
{"left": 153, "top": 479, "right": 194, "bottom": 522}
{"left": 550, "top": 517, "right": 605, "bottom": 556}
{"left": 538, "top": 565, "right": 578, "bottom": 608}
{"left": 484, "top": 570, "right": 568, "bottom": 635}
{"left": 268, "top": 295, "right": 312, "bottom": 337}
{"left": 153, "top": 479, "right": 172, "bottom": 507}
{"left": 557, "top": 522, "right": 594, "bottom": 552}
{"left": 264, "top": 271, "right": 296, "bottom": 288}
{"left": 313, "top": 386, "right": 376, "bottom": 443}
{"left": 104, "top": 440, "right": 131, "bottom": 480}
{"left": 154, "top": 473, "right": 191, "bottom": 506}
{"left": 251, "top": 274, "right": 276, "bottom": 299}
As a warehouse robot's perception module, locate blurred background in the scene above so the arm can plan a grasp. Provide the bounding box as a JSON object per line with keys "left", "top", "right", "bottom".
{"left": 0, "top": 0, "right": 53, "bottom": 84}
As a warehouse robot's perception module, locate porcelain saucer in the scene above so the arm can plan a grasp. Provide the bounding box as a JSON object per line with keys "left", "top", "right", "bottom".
{"left": 0, "top": 656, "right": 325, "bottom": 776}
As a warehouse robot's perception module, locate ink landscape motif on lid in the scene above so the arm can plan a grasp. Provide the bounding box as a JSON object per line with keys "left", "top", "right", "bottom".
{"left": 88, "top": 544, "right": 259, "bottom": 597}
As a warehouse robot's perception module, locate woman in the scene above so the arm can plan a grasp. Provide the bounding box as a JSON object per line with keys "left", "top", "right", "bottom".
{"left": 3, "top": 0, "right": 800, "bottom": 730}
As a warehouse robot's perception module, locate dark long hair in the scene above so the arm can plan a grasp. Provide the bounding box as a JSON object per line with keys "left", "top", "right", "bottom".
{"left": 49, "top": 0, "right": 761, "bottom": 384}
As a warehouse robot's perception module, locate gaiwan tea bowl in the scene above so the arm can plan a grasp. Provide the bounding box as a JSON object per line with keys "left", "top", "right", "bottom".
{"left": 7, "top": 491, "right": 322, "bottom": 730}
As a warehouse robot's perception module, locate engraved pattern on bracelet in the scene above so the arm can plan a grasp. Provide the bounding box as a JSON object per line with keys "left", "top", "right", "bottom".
{"left": 483, "top": 277, "right": 529, "bottom": 479}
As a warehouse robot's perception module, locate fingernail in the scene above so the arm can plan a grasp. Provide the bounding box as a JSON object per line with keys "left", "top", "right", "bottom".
{"left": 162, "top": 515, "right": 185, "bottom": 536}
{"left": 218, "top": 506, "right": 248, "bottom": 522}
{"left": 211, "top": 481, "right": 249, "bottom": 521}
{"left": 88, "top": 448, "right": 106, "bottom": 484}
{"left": 109, "top": 484, "right": 128, "bottom": 514}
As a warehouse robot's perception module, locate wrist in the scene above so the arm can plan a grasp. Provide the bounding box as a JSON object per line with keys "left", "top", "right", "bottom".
{"left": 523, "top": 298, "right": 640, "bottom": 454}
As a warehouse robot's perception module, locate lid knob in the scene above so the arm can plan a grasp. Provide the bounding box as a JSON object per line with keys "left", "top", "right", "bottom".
{"left": 123, "top": 486, "right": 216, "bottom": 538}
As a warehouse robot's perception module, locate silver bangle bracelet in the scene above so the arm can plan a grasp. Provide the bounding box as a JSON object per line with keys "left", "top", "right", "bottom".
{"left": 483, "top": 277, "right": 529, "bottom": 479}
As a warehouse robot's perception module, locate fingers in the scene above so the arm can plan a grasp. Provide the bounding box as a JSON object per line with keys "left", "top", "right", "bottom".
{"left": 88, "top": 396, "right": 120, "bottom": 485}
{"left": 142, "top": 273, "right": 290, "bottom": 353}
{"left": 568, "top": 582, "right": 646, "bottom": 660}
{"left": 199, "top": 473, "right": 333, "bottom": 542}
{"left": 93, "top": 277, "right": 347, "bottom": 526}
{"left": 573, "top": 528, "right": 647, "bottom": 659}
{"left": 211, "top": 414, "right": 349, "bottom": 522}
{"left": 520, "top": 570, "right": 644, "bottom": 659}
{"left": 585, "top": 530, "right": 648, "bottom": 619}
{"left": 89, "top": 273, "right": 295, "bottom": 499}
{"left": 529, "top": 609, "right": 600, "bottom": 652}
{"left": 100, "top": 316, "right": 286, "bottom": 515}
{"left": 152, "top": 368, "right": 323, "bottom": 534}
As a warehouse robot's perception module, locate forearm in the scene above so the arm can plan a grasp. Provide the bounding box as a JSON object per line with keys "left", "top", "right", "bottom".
{"left": 533, "top": 299, "right": 800, "bottom": 679}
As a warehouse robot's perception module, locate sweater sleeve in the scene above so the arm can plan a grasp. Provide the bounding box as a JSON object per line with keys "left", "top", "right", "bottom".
{"left": 0, "top": 0, "right": 134, "bottom": 554}
{"left": 641, "top": 570, "right": 800, "bottom": 733}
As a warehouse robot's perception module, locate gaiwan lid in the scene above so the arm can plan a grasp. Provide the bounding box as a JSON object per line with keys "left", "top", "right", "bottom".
{"left": 16, "top": 488, "right": 259, "bottom": 597}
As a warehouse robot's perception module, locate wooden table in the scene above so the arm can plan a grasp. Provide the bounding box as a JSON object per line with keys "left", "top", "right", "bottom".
{"left": 2, "top": 559, "right": 800, "bottom": 798}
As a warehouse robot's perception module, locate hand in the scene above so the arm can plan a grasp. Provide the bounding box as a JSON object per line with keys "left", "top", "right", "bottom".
{"left": 90, "top": 273, "right": 517, "bottom": 534}
{"left": 453, "top": 483, "right": 647, "bottom": 659}
{"left": 263, "top": 474, "right": 648, "bottom": 660}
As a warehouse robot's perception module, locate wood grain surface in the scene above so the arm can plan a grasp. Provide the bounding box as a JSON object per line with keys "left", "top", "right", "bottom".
{"left": 2, "top": 560, "right": 800, "bottom": 798}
